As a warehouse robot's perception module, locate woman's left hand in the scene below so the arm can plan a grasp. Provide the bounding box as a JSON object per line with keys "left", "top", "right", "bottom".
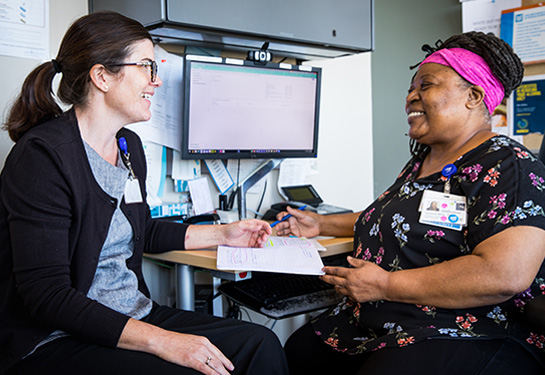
{"left": 321, "top": 256, "right": 391, "bottom": 303}
{"left": 222, "top": 219, "right": 272, "bottom": 248}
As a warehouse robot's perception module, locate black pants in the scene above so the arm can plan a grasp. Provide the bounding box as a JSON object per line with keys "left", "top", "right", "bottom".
{"left": 284, "top": 322, "right": 545, "bottom": 375}
{"left": 12, "top": 305, "right": 288, "bottom": 375}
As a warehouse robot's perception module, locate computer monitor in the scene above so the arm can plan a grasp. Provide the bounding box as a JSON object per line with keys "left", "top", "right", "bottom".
{"left": 181, "top": 55, "right": 321, "bottom": 160}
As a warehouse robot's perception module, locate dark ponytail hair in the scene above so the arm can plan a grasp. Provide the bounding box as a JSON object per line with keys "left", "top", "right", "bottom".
{"left": 4, "top": 11, "right": 152, "bottom": 142}
{"left": 409, "top": 31, "right": 524, "bottom": 158}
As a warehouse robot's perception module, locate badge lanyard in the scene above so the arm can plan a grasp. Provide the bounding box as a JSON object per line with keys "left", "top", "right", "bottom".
{"left": 442, "top": 163, "right": 457, "bottom": 194}
{"left": 118, "top": 137, "right": 143, "bottom": 204}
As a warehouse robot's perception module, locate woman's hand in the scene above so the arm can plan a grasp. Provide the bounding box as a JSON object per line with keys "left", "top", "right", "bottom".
{"left": 321, "top": 256, "right": 391, "bottom": 303}
{"left": 222, "top": 219, "right": 272, "bottom": 248}
{"left": 119, "top": 319, "right": 234, "bottom": 375}
{"left": 274, "top": 206, "right": 322, "bottom": 238}
{"left": 184, "top": 219, "right": 271, "bottom": 249}
{"left": 154, "top": 331, "right": 234, "bottom": 375}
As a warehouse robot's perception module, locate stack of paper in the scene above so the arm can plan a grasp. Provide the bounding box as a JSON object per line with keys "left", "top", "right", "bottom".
{"left": 216, "top": 236, "right": 325, "bottom": 275}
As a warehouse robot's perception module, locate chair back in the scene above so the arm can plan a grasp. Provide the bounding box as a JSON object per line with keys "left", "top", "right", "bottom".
{"left": 524, "top": 135, "right": 545, "bottom": 332}
{"left": 538, "top": 136, "right": 545, "bottom": 164}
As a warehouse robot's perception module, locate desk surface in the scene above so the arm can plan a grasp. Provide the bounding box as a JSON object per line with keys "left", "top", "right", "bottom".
{"left": 145, "top": 236, "right": 354, "bottom": 272}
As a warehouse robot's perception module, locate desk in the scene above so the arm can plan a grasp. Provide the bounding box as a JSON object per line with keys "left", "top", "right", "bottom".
{"left": 144, "top": 237, "right": 353, "bottom": 315}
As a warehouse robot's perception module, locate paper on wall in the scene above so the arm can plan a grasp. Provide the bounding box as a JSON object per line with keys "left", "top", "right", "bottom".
{"left": 142, "top": 141, "right": 166, "bottom": 205}
{"left": 171, "top": 150, "right": 201, "bottom": 180}
{"left": 0, "top": 0, "right": 50, "bottom": 60}
{"left": 501, "top": 3, "right": 545, "bottom": 64}
{"left": 188, "top": 177, "right": 215, "bottom": 215}
{"left": 127, "top": 45, "right": 184, "bottom": 151}
{"left": 204, "top": 159, "right": 234, "bottom": 195}
{"left": 277, "top": 158, "right": 318, "bottom": 199}
{"left": 462, "top": 0, "right": 521, "bottom": 36}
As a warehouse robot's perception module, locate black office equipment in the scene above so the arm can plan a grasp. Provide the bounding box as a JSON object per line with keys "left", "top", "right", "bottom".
{"left": 218, "top": 273, "right": 343, "bottom": 319}
{"left": 281, "top": 184, "right": 354, "bottom": 215}
{"left": 183, "top": 213, "right": 221, "bottom": 225}
{"left": 218, "top": 253, "right": 349, "bottom": 319}
{"left": 263, "top": 185, "right": 353, "bottom": 220}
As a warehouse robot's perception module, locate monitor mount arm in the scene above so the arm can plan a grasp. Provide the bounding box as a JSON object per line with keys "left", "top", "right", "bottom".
{"left": 237, "top": 159, "right": 283, "bottom": 220}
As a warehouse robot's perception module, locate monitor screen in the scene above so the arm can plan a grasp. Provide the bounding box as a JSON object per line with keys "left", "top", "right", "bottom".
{"left": 181, "top": 55, "right": 321, "bottom": 159}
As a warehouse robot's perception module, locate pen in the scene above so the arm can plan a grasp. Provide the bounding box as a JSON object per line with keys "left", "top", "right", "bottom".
{"left": 270, "top": 205, "right": 307, "bottom": 228}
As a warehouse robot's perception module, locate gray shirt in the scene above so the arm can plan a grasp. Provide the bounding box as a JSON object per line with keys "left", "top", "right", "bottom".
{"left": 84, "top": 141, "right": 152, "bottom": 319}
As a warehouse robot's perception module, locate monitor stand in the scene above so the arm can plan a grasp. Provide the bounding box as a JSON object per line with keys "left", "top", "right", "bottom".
{"left": 237, "top": 159, "right": 283, "bottom": 220}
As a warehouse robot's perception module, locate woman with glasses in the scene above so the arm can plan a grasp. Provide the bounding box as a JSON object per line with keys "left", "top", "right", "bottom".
{"left": 0, "top": 11, "right": 288, "bottom": 375}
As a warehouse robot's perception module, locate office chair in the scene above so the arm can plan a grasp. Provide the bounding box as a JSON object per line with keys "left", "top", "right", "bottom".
{"left": 523, "top": 136, "right": 545, "bottom": 332}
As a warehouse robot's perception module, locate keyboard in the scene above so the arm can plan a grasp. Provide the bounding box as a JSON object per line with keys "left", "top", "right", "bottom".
{"left": 259, "top": 288, "right": 343, "bottom": 319}
{"left": 235, "top": 274, "right": 333, "bottom": 305}
{"left": 218, "top": 254, "right": 350, "bottom": 319}
{"left": 218, "top": 274, "right": 343, "bottom": 319}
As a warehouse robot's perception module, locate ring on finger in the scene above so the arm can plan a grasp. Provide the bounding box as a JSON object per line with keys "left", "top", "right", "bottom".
{"left": 205, "top": 356, "right": 212, "bottom": 366}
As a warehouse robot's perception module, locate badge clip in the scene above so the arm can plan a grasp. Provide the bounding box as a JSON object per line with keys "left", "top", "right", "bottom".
{"left": 118, "top": 137, "right": 143, "bottom": 204}
{"left": 442, "top": 164, "right": 457, "bottom": 194}
{"left": 118, "top": 137, "right": 137, "bottom": 180}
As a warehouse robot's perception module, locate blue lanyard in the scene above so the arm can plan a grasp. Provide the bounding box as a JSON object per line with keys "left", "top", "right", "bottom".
{"left": 118, "top": 137, "right": 137, "bottom": 180}
{"left": 441, "top": 163, "right": 457, "bottom": 194}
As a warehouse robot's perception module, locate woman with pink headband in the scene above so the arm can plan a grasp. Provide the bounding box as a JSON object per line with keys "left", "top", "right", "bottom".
{"left": 280, "top": 31, "right": 545, "bottom": 373}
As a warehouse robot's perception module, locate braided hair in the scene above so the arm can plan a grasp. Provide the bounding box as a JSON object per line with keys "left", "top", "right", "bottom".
{"left": 409, "top": 31, "right": 524, "bottom": 158}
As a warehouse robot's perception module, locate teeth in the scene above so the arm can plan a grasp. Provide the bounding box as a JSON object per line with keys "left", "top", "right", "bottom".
{"left": 408, "top": 111, "right": 425, "bottom": 117}
{"left": 141, "top": 93, "right": 151, "bottom": 99}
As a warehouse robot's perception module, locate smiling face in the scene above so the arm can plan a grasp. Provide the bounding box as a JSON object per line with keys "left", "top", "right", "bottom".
{"left": 106, "top": 39, "right": 162, "bottom": 125}
{"left": 405, "top": 63, "right": 474, "bottom": 147}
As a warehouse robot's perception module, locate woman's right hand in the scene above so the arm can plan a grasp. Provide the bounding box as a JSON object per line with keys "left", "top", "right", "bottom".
{"left": 153, "top": 331, "right": 233, "bottom": 375}
{"left": 274, "top": 206, "right": 322, "bottom": 238}
{"left": 119, "top": 318, "right": 234, "bottom": 375}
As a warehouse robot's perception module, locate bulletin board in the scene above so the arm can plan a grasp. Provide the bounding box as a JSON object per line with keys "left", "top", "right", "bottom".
{"left": 509, "top": 0, "right": 545, "bottom": 150}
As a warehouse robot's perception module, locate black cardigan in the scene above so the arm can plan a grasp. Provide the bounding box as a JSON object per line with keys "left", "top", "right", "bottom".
{"left": 0, "top": 110, "right": 189, "bottom": 373}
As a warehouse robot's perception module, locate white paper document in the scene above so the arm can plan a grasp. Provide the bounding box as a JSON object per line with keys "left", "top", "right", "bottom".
{"left": 204, "top": 159, "right": 234, "bottom": 195}
{"left": 462, "top": 0, "right": 520, "bottom": 36}
{"left": 217, "top": 245, "right": 325, "bottom": 275}
{"left": 188, "top": 177, "right": 214, "bottom": 215}
{"left": 142, "top": 141, "right": 166, "bottom": 205}
{"left": 171, "top": 151, "right": 201, "bottom": 180}
{"left": 264, "top": 236, "right": 326, "bottom": 251}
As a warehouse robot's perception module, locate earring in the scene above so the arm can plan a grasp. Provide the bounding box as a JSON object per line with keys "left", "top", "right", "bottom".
{"left": 104, "top": 85, "right": 109, "bottom": 92}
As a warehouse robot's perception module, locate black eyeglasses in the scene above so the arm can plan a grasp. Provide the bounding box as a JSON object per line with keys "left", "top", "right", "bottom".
{"left": 109, "top": 61, "right": 158, "bottom": 82}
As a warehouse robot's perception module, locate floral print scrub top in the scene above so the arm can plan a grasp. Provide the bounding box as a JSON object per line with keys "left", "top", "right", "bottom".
{"left": 312, "top": 135, "right": 545, "bottom": 359}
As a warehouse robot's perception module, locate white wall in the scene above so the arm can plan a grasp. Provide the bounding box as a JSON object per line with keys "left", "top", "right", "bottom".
{"left": 307, "top": 52, "right": 374, "bottom": 212}
{"left": 0, "top": 0, "right": 88, "bottom": 166}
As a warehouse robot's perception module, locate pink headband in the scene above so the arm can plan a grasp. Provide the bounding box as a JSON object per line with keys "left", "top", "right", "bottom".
{"left": 420, "top": 48, "right": 504, "bottom": 114}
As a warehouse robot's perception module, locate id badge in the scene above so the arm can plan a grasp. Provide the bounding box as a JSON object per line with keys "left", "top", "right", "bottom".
{"left": 124, "top": 178, "right": 143, "bottom": 204}
{"left": 419, "top": 190, "right": 467, "bottom": 231}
